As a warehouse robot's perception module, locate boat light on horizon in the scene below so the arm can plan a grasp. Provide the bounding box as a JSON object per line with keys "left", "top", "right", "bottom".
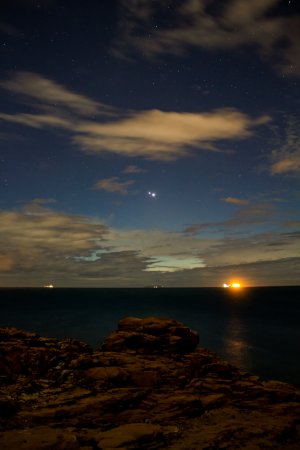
{"left": 44, "top": 285, "right": 53, "bottom": 288}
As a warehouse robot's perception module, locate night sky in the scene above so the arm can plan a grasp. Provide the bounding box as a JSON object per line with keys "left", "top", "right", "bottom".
{"left": 1, "top": 0, "right": 300, "bottom": 287}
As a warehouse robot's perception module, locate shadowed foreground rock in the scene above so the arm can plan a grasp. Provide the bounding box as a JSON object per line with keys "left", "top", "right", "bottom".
{"left": 0, "top": 317, "right": 300, "bottom": 449}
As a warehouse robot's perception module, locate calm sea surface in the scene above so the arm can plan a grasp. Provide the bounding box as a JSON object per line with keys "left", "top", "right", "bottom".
{"left": 1, "top": 287, "right": 299, "bottom": 388}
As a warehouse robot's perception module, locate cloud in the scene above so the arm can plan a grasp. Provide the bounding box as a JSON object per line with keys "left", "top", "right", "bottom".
{"left": 114, "top": 0, "right": 300, "bottom": 76}
{"left": 0, "top": 208, "right": 156, "bottom": 286}
{"left": 266, "top": 242, "right": 290, "bottom": 246}
{"left": 284, "top": 220, "right": 300, "bottom": 229}
{"left": 0, "top": 208, "right": 109, "bottom": 277}
{"left": 158, "top": 257, "right": 300, "bottom": 287}
{"left": 92, "top": 177, "right": 136, "bottom": 195}
{"left": 0, "top": 206, "right": 299, "bottom": 286}
{"left": 220, "top": 203, "right": 278, "bottom": 227}
{"left": 271, "top": 158, "right": 300, "bottom": 174}
{"left": 21, "top": 203, "right": 54, "bottom": 215}
{"left": 73, "top": 108, "right": 270, "bottom": 161}
{"left": 272, "top": 198, "right": 290, "bottom": 203}
{"left": 0, "top": 111, "right": 74, "bottom": 130}
{"left": 30, "top": 198, "right": 57, "bottom": 204}
{"left": 220, "top": 197, "right": 250, "bottom": 205}
{"left": 0, "top": 72, "right": 270, "bottom": 162}
{"left": 270, "top": 116, "right": 300, "bottom": 174}
{"left": 18, "top": 199, "right": 57, "bottom": 215}
{"left": 179, "top": 224, "right": 212, "bottom": 234}
{"left": 121, "top": 165, "right": 147, "bottom": 173}
{"left": 0, "top": 254, "right": 13, "bottom": 271}
{"left": 0, "top": 72, "right": 117, "bottom": 117}
{"left": 181, "top": 204, "right": 280, "bottom": 230}
{"left": 191, "top": 229, "right": 300, "bottom": 269}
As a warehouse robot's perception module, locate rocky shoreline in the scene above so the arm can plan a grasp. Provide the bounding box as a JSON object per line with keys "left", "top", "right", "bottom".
{"left": 0, "top": 316, "right": 300, "bottom": 449}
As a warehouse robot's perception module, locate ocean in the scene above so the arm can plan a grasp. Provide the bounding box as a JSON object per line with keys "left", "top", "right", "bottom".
{"left": 1, "top": 286, "right": 299, "bottom": 388}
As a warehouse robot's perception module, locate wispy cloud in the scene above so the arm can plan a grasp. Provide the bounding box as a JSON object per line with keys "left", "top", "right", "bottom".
{"left": 181, "top": 203, "right": 280, "bottom": 231}
{"left": 92, "top": 177, "right": 136, "bottom": 195}
{"left": 221, "top": 203, "right": 279, "bottom": 227}
{"left": 21, "top": 203, "right": 55, "bottom": 215}
{"left": 272, "top": 198, "right": 290, "bottom": 203}
{"left": 220, "top": 197, "right": 250, "bottom": 205}
{"left": 16, "top": 198, "right": 57, "bottom": 215}
{"left": 0, "top": 72, "right": 116, "bottom": 117}
{"left": 121, "top": 165, "right": 147, "bottom": 173}
{"left": 30, "top": 198, "right": 57, "bottom": 204}
{"left": 0, "top": 72, "right": 270, "bottom": 162}
{"left": 270, "top": 117, "right": 300, "bottom": 175}
{"left": 271, "top": 158, "right": 300, "bottom": 174}
{"left": 114, "top": 0, "right": 300, "bottom": 77}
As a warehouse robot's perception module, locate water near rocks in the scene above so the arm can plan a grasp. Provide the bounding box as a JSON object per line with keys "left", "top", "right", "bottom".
{"left": 1, "top": 286, "right": 300, "bottom": 387}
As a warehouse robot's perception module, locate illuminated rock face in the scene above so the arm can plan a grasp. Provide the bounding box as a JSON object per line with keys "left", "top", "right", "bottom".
{"left": 0, "top": 319, "right": 300, "bottom": 450}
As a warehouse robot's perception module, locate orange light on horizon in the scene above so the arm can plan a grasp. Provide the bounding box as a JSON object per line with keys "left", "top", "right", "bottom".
{"left": 223, "top": 283, "right": 242, "bottom": 288}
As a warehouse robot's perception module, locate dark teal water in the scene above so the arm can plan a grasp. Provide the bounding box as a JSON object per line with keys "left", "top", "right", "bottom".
{"left": 0, "top": 287, "right": 299, "bottom": 388}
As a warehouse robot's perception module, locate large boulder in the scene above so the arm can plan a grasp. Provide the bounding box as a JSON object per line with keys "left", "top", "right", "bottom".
{"left": 100, "top": 317, "right": 199, "bottom": 355}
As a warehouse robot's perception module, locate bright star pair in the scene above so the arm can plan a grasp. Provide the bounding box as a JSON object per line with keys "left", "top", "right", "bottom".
{"left": 148, "top": 192, "right": 156, "bottom": 197}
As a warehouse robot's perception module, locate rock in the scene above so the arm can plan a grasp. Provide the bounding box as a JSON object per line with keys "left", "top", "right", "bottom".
{"left": 0, "top": 396, "right": 19, "bottom": 417}
{"left": 0, "top": 327, "right": 92, "bottom": 380}
{"left": 96, "top": 423, "right": 178, "bottom": 449}
{"left": 96, "top": 423, "right": 163, "bottom": 449}
{"left": 0, "top": 317, "right": 299, "bottom": 450}
{"left": 100, "top": 331, "right": 164, "bottom": 354}
{"left": 0, "top": 425, "right": 80, "bottom": 449}
{"left": 101, "top": 317, "right": 199, "bottom": 355}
